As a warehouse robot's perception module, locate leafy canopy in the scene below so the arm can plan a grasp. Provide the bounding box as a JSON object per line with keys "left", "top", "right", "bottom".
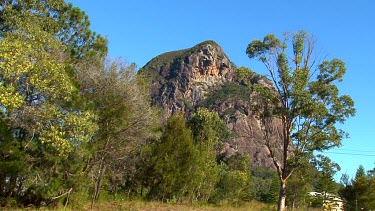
{"left": 246, "top": 30, "right": 355, "bottom": 159}
{"left": 246, "top": 30, "right": 355, "bottom": 211}
{"left": 0, "top": 16, "right": 97, "bottom": 155}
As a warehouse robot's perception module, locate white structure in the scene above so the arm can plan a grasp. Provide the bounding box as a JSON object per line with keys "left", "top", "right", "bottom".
{"left": 308, "top": 192, "right": 344, "bottom": 211}
{"left": 328, "top": 196, "right": 344, "bottom": 211}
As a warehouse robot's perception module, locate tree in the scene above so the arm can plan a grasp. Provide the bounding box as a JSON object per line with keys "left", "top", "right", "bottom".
{"left": 189, "top": 108, "right": 230, "bottom": 202}
{"left": 249, "top": 166, "right": 278, "bottom": 203}
{"left": 367, "top": 174, "right": 375, "bottom": 209}
{"left": 0, "top": 0, "right": 107, "bottom": 61}
{"left": 313, "top": 155, "right": 340, "bottom": 202}
{"left": 338, "top": 166, "right": 375, "bottom": 211}
{"left": 213, "top": 156, "right": 251, "bottom": 205}
{"left": 147, "top": 110, "right": 230, "bottom": 203}
{"left": 0, "top": 1, "right": 116, "bottom": 208}
{"left": 246, "top": 30, "right": 355, "bottom": 211}
{"left": 286, "top": 160, "right": 314, "bottom": 209}
{"left": 338, "top": 173, "right": 356, "bottom": 211}
{"left": 0, "top": 9, "right": 97, "bottom": 206}
{"left": 353, "top": 165, "right": 370, "bottom": 210}
{"left": 0, "top": 1, "right": 109, "bottom": 206}
{"left": 149, "top": 114, "right": 198, "bottom": 202}
{"left": 75, "top": 57, "right": 157, "bottom": 207}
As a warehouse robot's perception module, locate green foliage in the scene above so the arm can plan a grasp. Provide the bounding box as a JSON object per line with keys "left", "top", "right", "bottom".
{"left": 352, "top": 165, "right": 375, "bottom": 210}
{"left": 189, "top": 108, "right": 230, "bottom": 145}
{"left": 313, "top": 155, "right": 340, "bottom": 196}
{"left": 146, "top": 110, "right": 244, "bottom": 204}
{"left": 355, "top": 165, "right": 366, "bottom": 179}
{"left": 236, "top": 66, "right": 256, "bottom": 87}
{"left": 56, "top": 3, "right": 108, "bottom": 60}
{"left": 75, "top": 58, "right": 158, "bottom": 206}
{"left": 0, "top": 0, "right": 108, "bottom": 60}
{"left": 249, "top": 167, "right": 278, "bottom": 203}
{"left": 286, "top": 163, "right": 314, "bottom": 208}
{"left": 338, "top": 165, "right": 375, "bottom": 210}
{"left": 149, "top": 114, "right": 198, "bottom": 202}
{"left": 198, "top": 82, "right": 251, "bottom": 110}
{"left": 0, "top": 0, "right": 106, "bottom": 207}
{"left": 189, "top": 109, "right": 230, "bottom": 202}
{"left": 144, "top": 49, "right": 186, "bottom": 69}
{"left": 246, "top": 30, "right": 355, "bottom": 210}
{"left": 0, "top": 0, "right": 97, "bottom": 186}
{"left": 211, "top": 154, "right": 251, "bottom": 205}
{"left": 2, "top": 3, "right": 358, "bottom": 208}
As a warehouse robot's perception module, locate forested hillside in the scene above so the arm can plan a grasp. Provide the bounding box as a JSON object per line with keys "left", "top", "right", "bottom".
{"left": 0, "top": 1, "right": 373, "bottom": 211}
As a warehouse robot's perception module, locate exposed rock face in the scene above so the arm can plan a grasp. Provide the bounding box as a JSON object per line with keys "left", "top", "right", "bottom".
{"left": 140, "top": 41, "right": 236, "bottom": 115}
{"left": 139, "top": 40, "right": 276, "bottom": 167}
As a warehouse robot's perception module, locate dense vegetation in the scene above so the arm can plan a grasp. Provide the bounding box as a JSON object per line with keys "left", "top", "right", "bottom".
{"left": 338, "top": 165, "right": 375, "bottom": 210}
{"left": 0, "top": 1, "right": 370, "bottom": 211}
{"left": 197, "top": 81, "right": 252, "bottom": 110}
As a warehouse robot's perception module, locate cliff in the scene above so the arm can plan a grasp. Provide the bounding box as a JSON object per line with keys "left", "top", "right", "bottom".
{"left": 139, "top": 40, "right": 276, "bottom": 167}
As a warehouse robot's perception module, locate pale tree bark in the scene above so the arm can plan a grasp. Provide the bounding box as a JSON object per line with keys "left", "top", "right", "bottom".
{"left": 278, "top": 180, "right": 287, "bottom": 211}
{"left": 262, "top": 117, "right": 292, "bottom": 211}
{"left": 91, "top": 163, "right": 106, "bottom": 209}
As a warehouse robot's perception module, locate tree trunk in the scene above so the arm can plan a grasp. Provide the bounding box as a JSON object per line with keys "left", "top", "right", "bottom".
{"left": 95, "top": 164, "right": 106, "bottom": 200}
{"left": 291, "top": 198, "right": 295, "bottom": 210}
{"left": 91, "top": 138, "right": 110, "bottom": 209}
{"left": 0, "top": 174, "right": 5, "bottom": 196}
{"left": 91, "top": 163, "right": 107, "bottom": 209}
{"left": 278, "top": 180, "right": 287, "bottom": 211}
{"left": 64, "top": 188, "right": 72, "bottom": 208}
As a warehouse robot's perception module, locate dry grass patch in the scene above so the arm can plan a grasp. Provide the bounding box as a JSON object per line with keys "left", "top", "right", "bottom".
{"left": 2, "top": 200, "right": 323, "bottom": 211}
{"left": 84, "top": 200, "right": 275, "bottom": 211}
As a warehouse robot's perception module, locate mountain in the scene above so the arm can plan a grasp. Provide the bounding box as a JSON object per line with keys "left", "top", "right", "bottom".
{"left": 139, "top": 40, "right": 277, "bottom": 167}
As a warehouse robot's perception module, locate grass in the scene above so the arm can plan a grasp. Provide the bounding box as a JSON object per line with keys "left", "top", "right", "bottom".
{"left": 1, "top": 200, "right": 323, "bottom": 211}
{"left": 82, "top": 200, "right": 275, "bottom": 211}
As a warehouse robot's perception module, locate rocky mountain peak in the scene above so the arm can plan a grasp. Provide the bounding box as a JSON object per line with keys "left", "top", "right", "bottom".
{"left": 139, "top": 41, "right": 278, "bottom": 167}
{"left": 142, "top": 40, "right": 235, "bottom": 80}
{"left": 185, "top": 40, "right": 233, "bottom": 80}
{"left": 139, "top": 40, "right": 237, "bottom": 115}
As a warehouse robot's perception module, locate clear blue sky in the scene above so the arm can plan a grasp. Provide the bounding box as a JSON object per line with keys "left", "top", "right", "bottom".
{"left": 68, "top": 0, "right": 375, "bottom": 181}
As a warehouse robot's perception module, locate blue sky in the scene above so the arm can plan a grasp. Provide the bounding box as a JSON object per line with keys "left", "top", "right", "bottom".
{"left": 68, "top": 0, "right": 375, "bottom": 181}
